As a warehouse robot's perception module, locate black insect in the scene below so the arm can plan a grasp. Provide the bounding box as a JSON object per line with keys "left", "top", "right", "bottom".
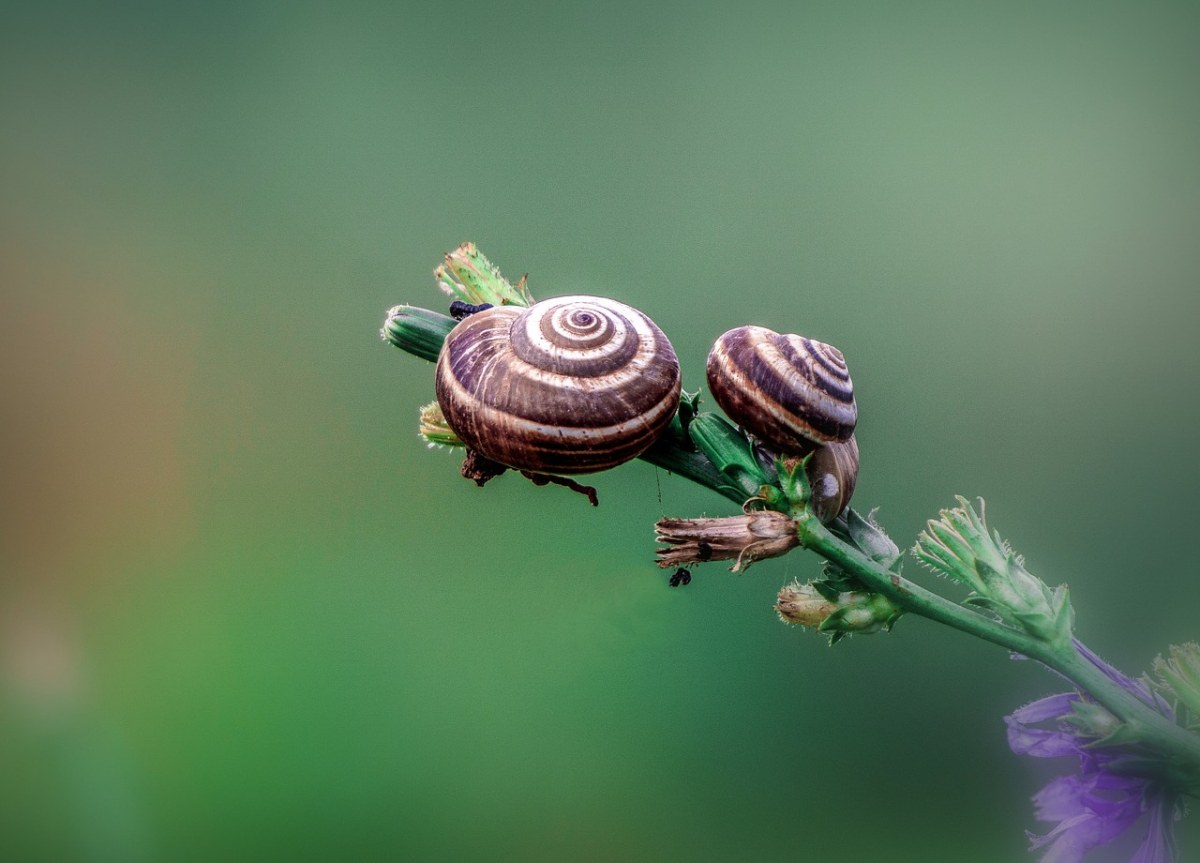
{"left": 697, "top": 541, "right": 713, "bottom": 562}
{"left": 669, "top": 568, "right": 692, "bottom": 588}
{"left": 449, "top": 301, "right": 494, "bottom": 321}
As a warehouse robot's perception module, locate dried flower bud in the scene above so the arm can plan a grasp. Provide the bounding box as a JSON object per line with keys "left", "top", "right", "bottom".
{"left": 655, "top": 511, "right": 799, "bottom": 573}
{"left": 775, "top": 581, "right": 838, "bottom": 627}
{"left": 776, "top": 580, "right": 903, "bottom": 639}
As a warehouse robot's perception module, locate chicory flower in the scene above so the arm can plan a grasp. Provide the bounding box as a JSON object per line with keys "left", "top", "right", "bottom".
{"left": 1006, "top": 646, "right": 1181, "bottom": 862}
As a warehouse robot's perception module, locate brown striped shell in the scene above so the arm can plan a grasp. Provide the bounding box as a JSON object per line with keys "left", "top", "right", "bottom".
{"left": 706, "top": 325, "right": 857, "bottom": 456}
{"left": 434, "top": 296, "right": 682, "bottom": 475}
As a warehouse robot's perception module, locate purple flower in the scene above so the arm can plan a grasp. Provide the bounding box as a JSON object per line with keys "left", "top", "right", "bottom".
{"left": 1006, "top": 647, "right": 1180, "bottom": 863}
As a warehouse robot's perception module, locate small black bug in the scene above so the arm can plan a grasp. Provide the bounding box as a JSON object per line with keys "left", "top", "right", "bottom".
{"left": 669, "top": 568, "right": 692, "bottom": 588}
{"left": 449, "top": 301, "right": 494, "bottom": 321}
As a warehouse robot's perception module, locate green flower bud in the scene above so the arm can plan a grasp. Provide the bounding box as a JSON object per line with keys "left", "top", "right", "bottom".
{"left": 435, "top": 242, "right": 533, "bottom": 308}
{"left": 1153, "top": 643, "right": 1200, "bottom": 728}
{"left": 419, "top": 401, "right": 463, "bottom": 448}
{"left": 1064, "top": 699, "right": 1122, "bottom": 742}
{"left": 912, "top": 497, "right": 1071, "bottom": 644}
{"left": 381, "top": 305, "right": 455, "bottom": 363}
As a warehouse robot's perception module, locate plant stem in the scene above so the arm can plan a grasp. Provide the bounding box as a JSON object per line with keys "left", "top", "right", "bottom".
{"left": 793, "top": 510, "right": 1200, "bottom": 788}
{"left": 639, "top": 438, "right": 746, "bottom": 505}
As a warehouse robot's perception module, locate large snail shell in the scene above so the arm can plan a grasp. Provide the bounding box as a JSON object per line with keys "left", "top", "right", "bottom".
{"left": 806, "top": 435, "right": 859, "bottom": 523}
{"left": 706, "top": 325, "right": 856, "bottom": 455}
{"left": 435, "top": 296, "right": 682, "bottom": 475}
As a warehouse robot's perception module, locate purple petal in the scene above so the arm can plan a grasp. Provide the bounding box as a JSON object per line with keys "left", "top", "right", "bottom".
{"left": 1086, "top": 770, "right": 1148, "bottom": 797}
{"left": 1032, "top": 775, "right": 1092, "bottom": 822}
{"left": 1029, "top": 814, "right": 1090, "bottom": 862}
{"left": 1010, "top": 693, "right": 1079, "bottom": 724}
{"left": 1008, "top": 725, "right": 1082, "bottom": 758}
{"left": 1071, "top": 639, "right": 1170, "bottom": 714}
{"left": 1006, "top": 694, "right": 1082, "bottom": 757}
{"left": 1131, "top": 797, "right": 1178, "bottom": 863}
{"left": 1030, "top": 806, "right": 1142, "bottom": 863}
{"left": 1024, "top": 762, "right": 1153, "bottom": 862}
{"left": 1071, "top": 639, "right": 1135, "bottom": 689}
{"left": 1029, "top": 771, "right": 1143, "bottom": 821}
{"left": 1007, "top": 643, "right": 1179, "bottom": 862}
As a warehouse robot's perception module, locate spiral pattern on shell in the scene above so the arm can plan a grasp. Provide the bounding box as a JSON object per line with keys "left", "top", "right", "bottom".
{"left": 706, "top": 325, "right": 857, "bottom": 456}
{"left": 435, "top": 296, "right": 682, "bottom": 475}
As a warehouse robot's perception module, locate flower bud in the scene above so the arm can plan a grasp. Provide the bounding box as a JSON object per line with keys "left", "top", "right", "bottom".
{"left": 912, "top": 497, "right": 1070, "bottom": 644}
{"left": 776, "top": 580, "right": 902, "bottom": 639}
{"left": 381, "top": 305, "right": 455, "bottom": 363}
{"left": 775, "top": 581, "right": 838, "bottom": 627}
{"left": 655, "top": 511, "right": 799, "bottom": 573}
{"left": 1153, "top": 642, "right": 1200, "bottom": 724}
{"left": 419, "top": 401, "right": 463, "bottom": 448}
{"left": 435, "top": 242, "right": 533, "bottom": 308}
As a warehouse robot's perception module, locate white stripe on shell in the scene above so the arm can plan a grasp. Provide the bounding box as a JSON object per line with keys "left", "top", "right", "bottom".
{"left": 473, "top": 299, "right": 668, "bottom": 392}
{"left": 439, "top": 365, "right": 680, "bottom": 444}
{"left": 519, "top": 296, "right": 641, "bottom": 362}
{"left": 753, "top": 332, "right": 850, "bottom": 415}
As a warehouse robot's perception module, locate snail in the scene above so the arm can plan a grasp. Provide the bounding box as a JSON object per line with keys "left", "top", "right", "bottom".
{"left": 435, "top": 295, "right": 682, "bottom": 475}
{"left": 707, "top": 325, "right": 858, "bottom": 522}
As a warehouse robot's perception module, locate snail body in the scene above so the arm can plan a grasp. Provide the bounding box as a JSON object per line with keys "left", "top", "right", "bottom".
{"left": 805, "top": 435, "right": 859, "bottom": 524}
{"left": 435, "top": 296, "right": 681, "bottom": 475}
{"left": 707, "top": 325, "right": 859, "bottom": 522}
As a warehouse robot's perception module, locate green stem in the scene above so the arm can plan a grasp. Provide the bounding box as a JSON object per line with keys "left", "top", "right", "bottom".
{"left": 639, "top": 438, "right": 746, "bottom": 505}
{"left": 795, "top": 511, "right": 1200, "bottom": 790}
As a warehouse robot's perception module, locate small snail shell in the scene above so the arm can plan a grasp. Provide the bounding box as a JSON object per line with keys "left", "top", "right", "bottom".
{"left": 706, "top": 325, "right": 857, "bottom": 455}
{"left": 806, "top": 435, "right": 859, "bottom": 524}
{"left": 435, "top": 296, "right": 682, "bottom": 475}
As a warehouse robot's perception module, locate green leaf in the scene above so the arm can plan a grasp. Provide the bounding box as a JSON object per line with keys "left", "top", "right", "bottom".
{"left": 688, "top": 413, "right": 771, "bottom": 496}
{"left": 775, "top": 454, "right": 812, "bottom": 513}
{"left": 962, "top": 595, "right": 1001, "bottom": 612}
{"left": 845, "top": 508, "right": 902, "bottom": 567}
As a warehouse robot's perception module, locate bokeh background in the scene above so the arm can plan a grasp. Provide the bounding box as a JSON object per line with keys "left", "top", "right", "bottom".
{"left": 3, "top": 1, "right": 1199, "bottom": 861}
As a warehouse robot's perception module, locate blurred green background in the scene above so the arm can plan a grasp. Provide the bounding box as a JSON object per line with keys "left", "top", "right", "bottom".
{"left": 3, "top": 1, "right": 1198, "bottom": 861}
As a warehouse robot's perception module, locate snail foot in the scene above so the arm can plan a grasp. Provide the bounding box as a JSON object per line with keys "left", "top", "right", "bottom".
{"left": 461, "top": 449, "right": 508, "bottom": 486}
